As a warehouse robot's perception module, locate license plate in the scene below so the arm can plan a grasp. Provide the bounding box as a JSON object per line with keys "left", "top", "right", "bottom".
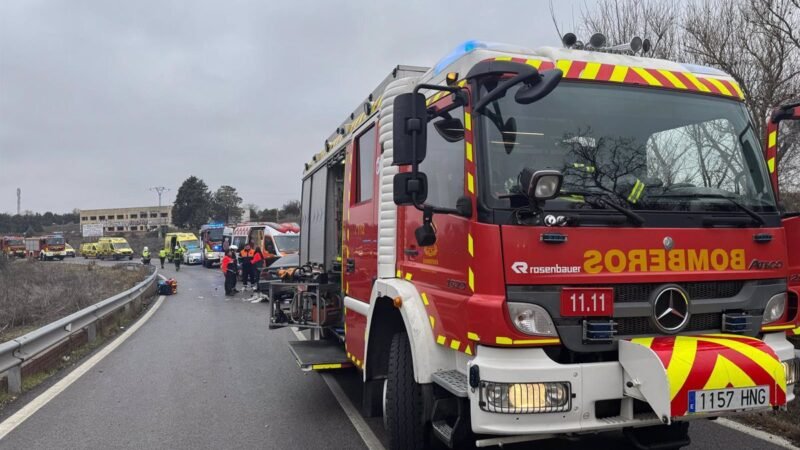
{"left": 688, "top": 386, "right": 769, "bottom": 413}
{"left": 560, "top": 288, "right": 614, "bottom": 316}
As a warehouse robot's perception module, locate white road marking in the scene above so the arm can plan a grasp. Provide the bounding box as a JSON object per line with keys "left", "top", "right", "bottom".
{"left": 291, "top": 328, "right": 385, "bottom": 450}
{"left": 0, "top": 295, "right": 167, "bottom": 441}
{"left": 715, "top": 418, "right": 799, "bottom": 450}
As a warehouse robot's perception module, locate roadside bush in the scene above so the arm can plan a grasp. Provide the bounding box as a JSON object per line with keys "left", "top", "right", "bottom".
{"left": 0, "top": 261, "right": 147, "bottom": 341}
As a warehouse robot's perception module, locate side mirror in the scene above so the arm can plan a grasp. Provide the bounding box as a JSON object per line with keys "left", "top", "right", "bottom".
{"left": 515, "top": 69, "right": 563, "bottom": 104}
{"left": 393, "top": 172, "right": 428, "bottom": 205}
{"left": 519, "top": 169, "right": 563, "bottom": 201}
{"left": 392, "top": 92, "right": 428, "bottom": 165}
{"left": 415, "top": 206, "right": 436, "bottom": 247}
{"left": 433, "top": 115, "right": 464, "bottom": 143}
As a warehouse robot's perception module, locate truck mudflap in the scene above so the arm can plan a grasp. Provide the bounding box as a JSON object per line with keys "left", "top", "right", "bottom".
{"left": 619, "top": 334, "right": 787, "bottom": 421}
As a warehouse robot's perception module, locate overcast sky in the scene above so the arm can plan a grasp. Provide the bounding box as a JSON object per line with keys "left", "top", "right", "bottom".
{"left": 0, "top": 0, "right": 582, "bottom": 214}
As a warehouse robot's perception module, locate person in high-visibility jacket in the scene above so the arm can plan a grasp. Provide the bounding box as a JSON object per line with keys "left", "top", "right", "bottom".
{"left": 221, "top": 248, "right": 238, "bottom": 295}
{"left": 251, "top": 246, "right": 267, "bottom": 290}
{"left": 158, "top": 248, "right": 167, "bottom": 268}
{"left": 141, "top": 247, "right": 151, "bottom": 265}
{"left": 239, "top": 243, "right": 255, "bottom": 289}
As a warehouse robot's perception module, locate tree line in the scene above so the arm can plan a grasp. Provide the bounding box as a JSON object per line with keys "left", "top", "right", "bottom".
{"left": 0, "top": 211, "right": 79, "bottom": 234}
{"left": 171, "top": 176, "right": 300, "bottom": 229}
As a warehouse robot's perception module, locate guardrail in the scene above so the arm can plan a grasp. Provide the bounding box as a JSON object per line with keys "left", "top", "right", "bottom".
{"left": 0, "top": 264, "right": 158, "bottom": 394}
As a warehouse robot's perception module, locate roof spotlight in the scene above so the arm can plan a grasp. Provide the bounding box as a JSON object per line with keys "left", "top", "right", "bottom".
{"left": 573, "top": 40, "right": 585, "bottom": 50}
{"left": 642, "top": 38, "right": 652, "bottom": 53}
{"left": 589, "top": 33, "right": 607, "bottom": 49}
{"left": 562, "top": 32, "right": 577, "bottom": 48}
{"left": 630, "top": 36, "right": 643, "bottom": 52}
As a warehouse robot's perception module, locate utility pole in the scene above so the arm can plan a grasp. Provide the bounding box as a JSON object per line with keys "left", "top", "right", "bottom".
{"left": 149, "top": 186, "right": 169, "bottom": 208}
{"left": 149, "top": 186, "right": 169, "bottom": 238}
{"left": 16, "top": 188, "right": 21, "bottom": 215}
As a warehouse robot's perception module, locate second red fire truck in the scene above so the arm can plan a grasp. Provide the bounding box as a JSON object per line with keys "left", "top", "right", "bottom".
{"left": 267, "top": 37, "right": 800, "bottom": 449}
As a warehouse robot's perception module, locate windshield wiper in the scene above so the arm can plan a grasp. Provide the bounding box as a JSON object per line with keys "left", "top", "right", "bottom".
{"left": 650, "top": 193, "right": 766, "bottom": 226}
{"left": 560, "top": 190, "right": 645, "bottom": 226}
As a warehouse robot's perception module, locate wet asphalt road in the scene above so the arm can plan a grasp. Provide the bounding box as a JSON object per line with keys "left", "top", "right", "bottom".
{"left": 0, "top": 261, "right": 793, "bottom": 449}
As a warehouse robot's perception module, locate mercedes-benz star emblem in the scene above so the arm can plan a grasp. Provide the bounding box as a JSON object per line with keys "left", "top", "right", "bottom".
{"left": 652, "top": 286, "right": 690, "bottom": 334}
{"left": 663, "top": 236, "right": 674, "bottom": 251}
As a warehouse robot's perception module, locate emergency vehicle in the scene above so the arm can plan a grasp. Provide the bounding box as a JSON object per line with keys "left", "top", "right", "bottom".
{"left": 231, "top": 222, "right": 299, "bottom": 260}
{"left": 270, "top": 37, "right": 800, "bottom": 449}
{"left": 164, "top": 232, "right": 202, "bottom": 264}
{"left": 97, "top": 237, "right": 134, "bottom": 260}
{"left": 0, "top": 236, "right": 26, "bottom": 258}
{"left": 25, "top": 235, "right": 66, "bottom": 261}
{"left": 199, "top": 223, "right": 225, "bottom": 268}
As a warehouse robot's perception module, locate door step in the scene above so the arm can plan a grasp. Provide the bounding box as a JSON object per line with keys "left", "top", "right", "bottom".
{"left": 432, "top": 370, "right": 468, "bottom": 397}
{"left": 287, "top": 340, "right": 353, "bottom": 371}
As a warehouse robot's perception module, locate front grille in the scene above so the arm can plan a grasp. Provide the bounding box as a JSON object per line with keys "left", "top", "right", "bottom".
{"left": 610, "top": 281, "right": 744, "bottom": 303}
{"left": 617, "top": 313, "right": 721, "bottom": 336}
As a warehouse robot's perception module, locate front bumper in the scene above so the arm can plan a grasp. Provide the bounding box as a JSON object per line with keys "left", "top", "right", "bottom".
{"left": 467, "top": 332, "right": 795, "bottom": 436}
{"left": 186, "top": 253, "right": 202, "bottom": 264}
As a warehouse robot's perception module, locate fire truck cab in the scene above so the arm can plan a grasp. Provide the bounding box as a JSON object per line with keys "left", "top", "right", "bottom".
{"left": 274, "top": 39, "right": 800, "bottom": 449}
{"left": 25, "top": 235, "right": 66, "bottom": 261}
{"left": 199, "top": 223, "right": 225, "bottom": 268}
{"left": 1, "top": 236, "right": 26, "bottom": 258}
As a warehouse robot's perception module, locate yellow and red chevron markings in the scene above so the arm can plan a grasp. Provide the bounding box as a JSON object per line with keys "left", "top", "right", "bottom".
{"left": 492, "top": 57, "right": 744, "bottom": 100}
{"left": 631, "top": 334, "right": 786, "bottom": 416}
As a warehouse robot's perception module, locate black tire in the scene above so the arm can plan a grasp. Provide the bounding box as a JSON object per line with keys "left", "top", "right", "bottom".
{"left": 385, "top": 332, "right": 428, "bottom": 450}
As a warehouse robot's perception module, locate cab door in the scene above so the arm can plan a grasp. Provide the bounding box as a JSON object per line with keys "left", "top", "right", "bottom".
{"left": 343, "top": 124, "right": 379, "bottom": 303}
{"left": 768, "top": 104, "right": 800, "bottom": 289}
{"left": 768, "top": 104, "right": 800, "bottom": 337}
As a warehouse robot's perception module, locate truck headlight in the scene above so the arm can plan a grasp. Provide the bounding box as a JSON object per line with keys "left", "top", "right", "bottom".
{"left": 480, "top": 381, "right": 571, "bottom": 413}
{"left": 762, "top": 293, "right": 786, "bottom": 324}
{"left": 507, "top": 303, "right": 557, "bottom": 336}
{"left": 783, "top": 359, "right": 799, "bottom": 385}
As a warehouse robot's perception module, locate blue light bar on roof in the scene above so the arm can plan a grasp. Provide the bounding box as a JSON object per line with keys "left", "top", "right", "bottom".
{"left": 434, "top": 40, "right": 487, "bottom": 75}
{"left": 680, "top": 63, "right": 727, "bottom": 77}
{"left": 433, "top": 40, "right": 537, "bottom": 76}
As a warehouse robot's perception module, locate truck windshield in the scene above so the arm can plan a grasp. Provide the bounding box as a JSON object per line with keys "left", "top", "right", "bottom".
{"left": 206, "top": 228, "right": 224, "bottom": 242}
{"left": 479, "top": 82, "right": 776, "bottom": 216}
{"left": 274, "top": 235, "right": 300, "bottom": 254}
{"left": 47, "top": 237, "right": 65, "bottom": 245}
{"left": 8, "top": 239, "right": 23, "bottom": 246}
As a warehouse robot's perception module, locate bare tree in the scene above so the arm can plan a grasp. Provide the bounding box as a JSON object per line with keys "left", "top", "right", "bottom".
{"left": 567, "top": 0, "right": 800, "bottom": 194}
{"left": 578, "top": 0, "right": 682, "bottom": 59}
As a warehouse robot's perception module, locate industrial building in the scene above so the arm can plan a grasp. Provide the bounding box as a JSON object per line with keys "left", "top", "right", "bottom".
{"left": 79, "top": 206, "right": 172, "bottom": 233}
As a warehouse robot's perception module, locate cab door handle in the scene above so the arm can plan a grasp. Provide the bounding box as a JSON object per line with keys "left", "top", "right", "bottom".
{"left": 346, "top": 258, "right": 356, "bottom": 273}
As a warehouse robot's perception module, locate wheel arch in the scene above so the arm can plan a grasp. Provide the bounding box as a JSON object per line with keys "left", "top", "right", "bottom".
{"left": 363, "top": 278, "right": 453, "bottom": 384}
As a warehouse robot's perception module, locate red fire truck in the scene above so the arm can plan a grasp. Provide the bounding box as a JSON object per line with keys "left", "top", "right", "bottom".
{"left": 269, "top": 38, "right": 800, "bottom": 449}
{"left": 1, "top": 236, "right": 26, "bottom": 258}
{"left": 24, "top": 234, "right": 67, "bottom": 261}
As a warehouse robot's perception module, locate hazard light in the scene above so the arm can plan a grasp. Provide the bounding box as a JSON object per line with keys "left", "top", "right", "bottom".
{"left": 784, "top": 359, "right": 799, "bottom": 385}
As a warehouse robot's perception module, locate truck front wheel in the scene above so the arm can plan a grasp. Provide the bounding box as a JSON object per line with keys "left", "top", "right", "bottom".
{"left": 385, "top": 332, "right": 429, "bottom": 450}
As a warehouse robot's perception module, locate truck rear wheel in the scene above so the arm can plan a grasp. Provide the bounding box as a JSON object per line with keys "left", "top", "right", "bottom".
{"left": 385, "top": 332, "right": 429, "bottom": 450}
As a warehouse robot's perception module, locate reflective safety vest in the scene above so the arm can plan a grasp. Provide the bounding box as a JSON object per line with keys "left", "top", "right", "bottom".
{"left": 159, "top": 249, "right": 167, "bottom": 258}
{"left": 142, "top": 250, "right": 150, "bottom": 258}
